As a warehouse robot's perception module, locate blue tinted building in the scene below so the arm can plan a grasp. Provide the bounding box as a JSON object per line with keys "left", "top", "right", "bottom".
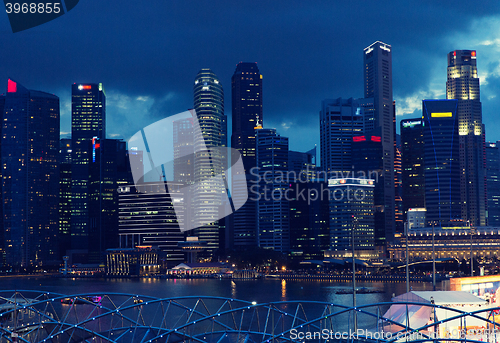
{"left": 422, "top": 99, "right": 461, "bottom": 226}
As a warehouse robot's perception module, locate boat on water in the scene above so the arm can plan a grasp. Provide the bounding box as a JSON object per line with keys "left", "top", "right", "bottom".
{"left": 60, "top": 295, "right": 102, "bottom": 305}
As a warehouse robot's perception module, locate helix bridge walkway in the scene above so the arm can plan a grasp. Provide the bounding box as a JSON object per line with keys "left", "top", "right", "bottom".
{"left": 0, "top": 290, "right": 498, "bottom": 342}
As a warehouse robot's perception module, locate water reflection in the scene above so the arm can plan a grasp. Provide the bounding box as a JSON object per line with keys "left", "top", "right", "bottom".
{"left": 281, "top": 279, "right": 286, "bottom": 299}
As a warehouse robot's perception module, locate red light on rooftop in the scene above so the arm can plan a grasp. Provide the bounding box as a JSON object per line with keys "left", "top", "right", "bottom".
{"left": 453, "top": 51, "right": 456, "bottom": 56}
{"left": 371, "top": 136, "right": 381, "bottom": 142}
{"left": 95, "top": 143, "right": 100, "bottom": 149}
{"left": 353, "top": 136, "right": 366, "bottom": 142}
{"left": 7, "top": 79, "right": 17, "bottom": 93}
{"left": 471, "top": 51, "right": 476, "bottom": 57}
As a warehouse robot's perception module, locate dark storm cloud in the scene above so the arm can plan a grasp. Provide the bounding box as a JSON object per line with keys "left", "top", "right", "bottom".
{"left": 1, "top": 0, "right": 500, "bottom": 151}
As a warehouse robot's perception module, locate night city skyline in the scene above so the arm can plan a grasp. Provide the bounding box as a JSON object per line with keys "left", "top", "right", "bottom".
{"left": 2, "top": 1, "right": 500, "bottom": 155}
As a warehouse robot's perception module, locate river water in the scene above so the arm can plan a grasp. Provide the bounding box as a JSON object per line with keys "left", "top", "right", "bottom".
{"left": 0, "top": 276, "right": 442, "bottom": 306}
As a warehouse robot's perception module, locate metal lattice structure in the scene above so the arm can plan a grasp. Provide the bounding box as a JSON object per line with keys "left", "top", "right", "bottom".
{"left": 0, "top": 290, "right": 499, "bottom": 342}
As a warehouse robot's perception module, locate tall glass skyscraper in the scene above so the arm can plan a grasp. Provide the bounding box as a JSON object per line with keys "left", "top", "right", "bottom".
{"left": 319, "top": 97, "right": 375, "bottom": 174}
{"left": 422, "top": 99, "right": 461, "bottom": 225}
{"left": 1, "top": 79, "right": 60, "bottom": 268}
{"left": 231, "top": 62, "right": 263, "bottom": 249}
{"left": 231, "top": 62, "right": 263, "bottom": 171}
{"left": 192, "top": 69, "right": 226, "bottom": 253}
{"left": 401, "top": 119, "right": 425, "bottom": 213}
{"left": 256, "top": 128, "right": 289, "bottom": 252}
{"left": 71, "top": 83, "right": 106, "bottom": 257}
{"left": 486, "top": 142, "right": 500, "bottom": 226}
{"left": 446, "top": 50, "right": 486, "bottom": 226}
{"left": 363, "top": 41, "right": 395, "bottom": 242}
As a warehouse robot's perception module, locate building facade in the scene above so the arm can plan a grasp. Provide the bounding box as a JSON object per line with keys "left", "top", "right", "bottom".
{"left": 486, "top": 142, "right": 500, "bottom": 226}
{"left": 192, "top": 69, "right": 227, "bottom": 254}
{"left": 422, "top": 99, "right": 461, "bottom": 226}
{"left": 1, "top": 79, "right": 60, "bottom": 268}
{"left": 320, "top": 97, "right": 374, "bottom": 174}
{"left": 118, "top": 182, "right": 185, "bottom": 267}
{"left": 71, "top": 83, "right": 106, "bottom": 258}
{"left": 328, "top": 178, "right": 375, "bottom": 252}
{"left": 401, "top": 119, "right": 425, "bottom": 216}
{"left": 256, "top": 128, "right": 290, "bottom": 252}
{"left": 363, "top": 41, "right": 396, "bottom": 244}
{"left": 446, "top": 50, "right": 486, "bottom": 226}
{"left": 230, "top": 62, "right": 263, "bottom": 250}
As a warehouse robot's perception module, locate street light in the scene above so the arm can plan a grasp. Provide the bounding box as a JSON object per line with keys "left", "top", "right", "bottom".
{"left": 405, "top": 221, "right": 410, "bottom": 294}
{"left": 469, "top": 220, "right": 474, "bottom": 277}
{"left": 352, "top": 215, "right": 358, "bottom": 332}
{"left": 432, "top": 221, "right": 436, "bottom": 291}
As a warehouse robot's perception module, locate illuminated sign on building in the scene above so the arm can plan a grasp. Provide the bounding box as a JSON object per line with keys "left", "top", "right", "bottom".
{"left": 78, "top": 85, "right": 92, "bottom": 90}
{"left": 92, "top": 136, "right": 100, "bottom": 162}
{"left": 402, "top": 120, "right": 422, "bottom": 128}
{"left": 7, "top": 79, "right": 17, "bottom": 93}
{"left": 431, "top": 112, "right": 453, "bottom": 118}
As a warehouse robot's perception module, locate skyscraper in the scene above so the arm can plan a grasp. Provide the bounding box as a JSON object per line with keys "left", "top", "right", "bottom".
{"left": 231, "top": 62, "right": 263, "bottom": 171}
{"left": 256, "top": 128, "right": 289, "bottom": 252}
{"left": 486, "top": 142, "right": 500, "bottom": 226}
{"left": 193, "top": 69, "right": 226, "bottom": 253}
{"left": 363, "top": 41, "right": 395, "bottom": 243}
{"left": 230, "top": 62, "right": 263, "bottom": 250}
{"left": 328, "top": 178, "right": 375, "bottom": 253}
{"left": 351, "top": 131, "right": 385, "bottom": 247}
{"left": 1, "top": 79, "right": 60, "bottom": 268}
{"left": 401, "top": 119, "right": 425, "bottom": 215}
{"left": 422, "top": 99, "right": 461, "bottom": 225}
{"left": 320, "top": 97, "right": 374, "bottom": 174}
{"left": 71, "top": 83, "right": 106, "bottom": 258}
{"left": 59, "top": 138, "right": 72, "bottom": 259}
{"left": 446, "top": 50, "right": 486, "bottom": 226}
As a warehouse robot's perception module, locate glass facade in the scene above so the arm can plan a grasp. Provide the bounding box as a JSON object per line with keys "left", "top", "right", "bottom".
{"left": 192, "top": 69, "right": 226, "bottom": 253}
{"left": 256, "top": 128, "right": 289, "bottom": 252}
{"left": 230, "top": 62, "right": 263, "bottom": 250}
{"left": 71, "top": 83, "right": 106, "bottom": 256}
{"left": 446, "top": 50, "right": 486, "bottom": 226}
{"left": 1, "top": 79, "right": 60, "bottom": 268}
{"left": 422, "top": 99, "right": 461, "bottom": 226}
{"left": 401, "top": 119, "right": 425, "bottom": 214}
{"left": 328, "top": 178, "right": 375, "bottom": 252}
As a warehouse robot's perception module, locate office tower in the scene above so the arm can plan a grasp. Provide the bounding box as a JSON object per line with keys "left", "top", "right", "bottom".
{"left": 230, "top": 62, "right": 263, "bottom": 250}
{"left": 401, "top": 119, "right": 425, "bottom": 215}
{"left": 328, "top": 178, "right": 375, "bottom": 252}
{"left": 173, "top": 118, "right": 195, "bottom": 184}
{"left": 364, "top": 41, "right": 395, "bottom": 243}
{"left": 118, "top": 182, "right": 185, "bottom": 268}
{"left": 422, "top": 99, "right": 461, "bottom": 225}
{"left": 59, "top": 138, "right": 72, "bottom": 258}
{"left": 446, "top": 50, "right": 486, "bottom": 226}
{"left": 288, "top": 147, "right": 317, "bottom": 181}
{"left": 88, "top": 138, "right": 123, "bottom": 263}
{"left": 351, "top": 131, "right": 385, "bottom": 247}
{"left": 1, "top": 79, "right": 60, "bottom": 268}
{"left": 193, "top": 69, "right": 226, "bottom": 253}
{"left": 289, "top": 181, "right": 330, "bottom": 261}
{"left": 394, "top": 137, "right": 403, "bottom": 233}
{"left": 231, "top": 62, "right": 263, "bottom": 171}
{"left": 486, "top": 142, "right": 500, "bottom": 226}
{"left": 256, "top": 128, "right": 289, "bottom": 252}
{"left": 71, "top": 83, "right": 105, "bottom": 257}
{"left": 0, "top": 96, "right": 4, "bottom": 268}
{"left": 320, "top": 97, "right": 374, "bottom": 174}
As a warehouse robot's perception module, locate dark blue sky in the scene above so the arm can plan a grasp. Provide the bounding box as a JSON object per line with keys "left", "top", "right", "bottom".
{"left": 2, "top": 1, "right": 500, "bottom": 154}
